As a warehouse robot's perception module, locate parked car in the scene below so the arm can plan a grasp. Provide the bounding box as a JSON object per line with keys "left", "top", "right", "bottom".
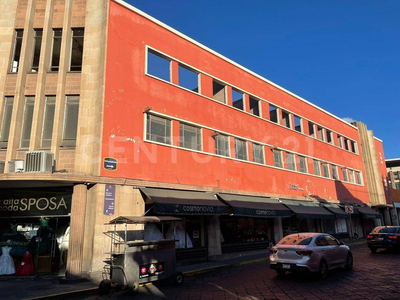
{"left": 367, "top": 226, "right": 400, "bottom": 253}
{"left": 270, "top": 233, "right": 353, "bottom": 278}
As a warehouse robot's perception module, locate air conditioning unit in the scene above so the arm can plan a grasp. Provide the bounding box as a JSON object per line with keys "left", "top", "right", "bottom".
{"left": 24, "top": 151, "right": 54, "bottom": 173}
{"left": 0, "top": 161, "right": 5, "bottom": 173}
{"left": 8, "top": 160, "right": 24, "bottom": 173}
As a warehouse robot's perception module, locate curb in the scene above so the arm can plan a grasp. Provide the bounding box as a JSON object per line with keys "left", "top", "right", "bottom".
{"left": 24, "top": 287, "right": 98, "bottom": 300}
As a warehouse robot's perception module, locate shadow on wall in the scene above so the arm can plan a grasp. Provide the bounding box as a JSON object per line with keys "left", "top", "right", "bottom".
{"left": 334, "top": 180, "right": 363, "bottom": 204}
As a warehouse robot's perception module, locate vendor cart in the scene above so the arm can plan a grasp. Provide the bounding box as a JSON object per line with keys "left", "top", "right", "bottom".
{"left": 99, "top": 216, "right": 184, "bottom": 294}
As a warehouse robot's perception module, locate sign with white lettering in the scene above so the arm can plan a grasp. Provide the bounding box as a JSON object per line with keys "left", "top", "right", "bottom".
{"left": 103, "top": 157, "right": 117, "bottom": 171}
{"left": 104, "top": 184, "right": 115, "bottom": 216}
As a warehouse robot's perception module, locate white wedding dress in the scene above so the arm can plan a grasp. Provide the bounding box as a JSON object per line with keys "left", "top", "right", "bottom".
{"left": 0, "top": 246, "right": 16, "bottom": 275}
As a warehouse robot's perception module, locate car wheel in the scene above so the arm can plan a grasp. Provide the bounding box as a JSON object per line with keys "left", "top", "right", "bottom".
{"left": 370, "top": 247, "right": 377, "bottom": 254}
{"left": 345, "top": 253, "right": 353, "bottom": 270}
{"left": 99, "top": 279, "right": 111, "bottom": 294}
{"left": 173, "top": 272, "right": 184, "bottom": 285}
{"left": 319, "top": 260, "right": 328, "bottom": 279}
{"left": 127, "top": 280, "right": 140, "bottom": 294}
{"left": 276, "top": 269, "right": 286, "bottom": 276}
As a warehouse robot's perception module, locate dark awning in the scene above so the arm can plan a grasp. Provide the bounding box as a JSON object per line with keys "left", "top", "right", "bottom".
{"left": 358, "top": 206, "right": 381, "bottom": 219}
{"left": 217, "top": 194, "right": 292, "bottom": 218}
{"left": 281, "top": 200, "right": 334, "bottom": 219}
{"left": 140, "top": 187, "right": 228, "bottom": 215}
{"left": 321, "top": 203, "right": 349, "bottom": 219}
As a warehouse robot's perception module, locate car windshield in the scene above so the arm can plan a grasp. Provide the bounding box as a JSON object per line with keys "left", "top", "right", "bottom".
{"left": 278, "top": 235, "right": 313, "bottom": 245}
{"left": 377, "top": 227, "right": 398, "bottom": 234}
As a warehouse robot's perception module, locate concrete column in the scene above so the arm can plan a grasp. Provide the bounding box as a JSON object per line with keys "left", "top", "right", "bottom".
{"left": 390, "top": 208, "right": 398, "bottom": 226}
{"left": 273, "top": 218, "right": 283, "bottom": 244}
{"left": 207, "top": 215, "right": 222, "bottom": 260}
{"left": 66, "top": 183, "right": 88, "bottom": 278}
{"left": 382, "top": 208, "right": 391, "bottom": 226}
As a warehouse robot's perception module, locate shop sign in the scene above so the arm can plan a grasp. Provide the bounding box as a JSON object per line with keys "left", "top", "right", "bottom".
{"left": 0, "top": 195, "right": 72, "bottom": 217}
{"left": 103, "top": 157, "right": 117, "bottom": 171}
{"left": 154, "top": 202, "right": 228, "bottom": 215}
{"left": 104, "top": 184, "right": 115, "bottom": 216}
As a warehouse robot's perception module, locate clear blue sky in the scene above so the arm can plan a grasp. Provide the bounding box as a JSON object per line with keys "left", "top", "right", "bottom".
{"left": 126, "top": 0, "right": 400, "bottom": 159}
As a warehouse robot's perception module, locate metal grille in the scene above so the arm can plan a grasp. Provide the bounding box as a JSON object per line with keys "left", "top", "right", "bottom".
{"left": 24, "top": 151, "right": 54, "bottom": 173}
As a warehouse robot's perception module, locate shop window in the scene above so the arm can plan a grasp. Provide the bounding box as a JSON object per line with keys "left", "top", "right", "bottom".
{"left": 146, "top": 114, "right": 171, "bottom": 145}
{"left": 337, "top": 134, "right": 343, "bottom": 148}
{"left": 281, "top": 110, "right": 291, "bottom": 128}
{"left": 147, "top": 49, "right": 171, "bottom": 82}
{"left": 317, "top": 126, "right": 324, "bottom": 141}
{"left": 350, "top": 140, "right": 357, "bottom": 153}
{"left": 336, "top": 218, "right": 348, "bottom": 233}
{"left": 50, "top": 29, "right": 62, "bottom": 72}
{"left": 313, "top": 160, "right": 321, "bottom": 176}
{"left": 269, "top": 105, "right": 278, "bottom": 123}
{"left": 308, "top": 122, "right": 315, "bottom": 137}
{"left": 349, "top": 169, "right": 355, "bottom": 183}
{"left": 20, "top": 97, "right": 35, "bottom": 148}
{"left": 10, "top": 29, "right": 23, "bottom": 73}
{"left": 61, "top": 96, "right": 80, "bottom": 147}
{"left": 234, "top": 138, "right": 247, "bottom": 161}
{"left": 31, "top": 29, "right": 42, "bottom": 72}
{"left": 249, "top": 96, "right": 260, "bottom": 116}
{"left": 178, "top": 64, "right": 198, "bottom": 92}
{"left": 252, "top": 143, "right": 264, "bottom": 164}
{"left": 356, "top": 171, "right": 362, "bottom": 184}
{"left": 286, "top": 152, "right": 296, "bottom": 171}
{"left": 342, "top": 168, "right": 349, "bottom": 182}
{"left": 0, "top": 97, "right": 14, "bottom": 148}
{"left": 322, "top": 163, "right": 330, "bottom": 178}
{"left": 273, "top": 149, "right": 283, "bottom": 168}
{"left": 180, "top": 123, "right": 201, "bottom": 151}
{"left": 70, "top": 28, "right": 84, "bottom": 72}
{"left": 214, "top": 134, "right": 229, "bottom": 157}
{"left": 213, "top": 80, "right": 226, "bottom": 103}
{"left": 298, "top": 156, "right": 307, "bottom": 173}
{"left": 232, "top": 89, "right": 244, "bottom": 110}
{"left": 41, "top": 96, "right": 56, "bottom": 148}
{"left": 331, "top": 165, "right": 339, "bottom": 180}
{"left": 294, "top": 115, "right": 302, "bottom": 132}
{"left": 344, "top": 138, "right": 349, "bottom": 151}
{"left": 326, "top": 130, "right": 333, "bottom": 144}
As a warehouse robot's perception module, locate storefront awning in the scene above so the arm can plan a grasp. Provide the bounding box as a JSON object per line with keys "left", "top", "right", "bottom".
{"left": 217, "top": 194, "right": 292, "bottom": 218}
{"left": 280, "top": 200, "right": 334, "bottom": 219}
{"left": 358, "top": 206, "right": 381, "bottom": 219}
{"left": 321, "top": 203, "right": 349, "bottom": 219}
{"left": 140, "top": 187, "right": 228, "bottom": 215}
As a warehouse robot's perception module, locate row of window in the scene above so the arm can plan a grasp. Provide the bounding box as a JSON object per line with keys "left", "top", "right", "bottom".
{"left": 11, "top": 28, "right": 84, "bottom": 73}
{"left": 146, "top": 47, "right": 359, "bottom": 155}
{"left": 0, "top": 96, "right": 79, "bottom": 149}
{"left": 145, "top": 113, "right": 363, "bottom": 185}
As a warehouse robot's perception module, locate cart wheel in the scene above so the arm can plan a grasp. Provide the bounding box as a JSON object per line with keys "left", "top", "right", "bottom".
{"left": 99, "top": 279, "right": 111, "bottom": 294}
{"left": 128, "top": 280, "right": 140, "bottom": 295}
{"left": 173, "top": 272, "right": 184, "bottom": 285}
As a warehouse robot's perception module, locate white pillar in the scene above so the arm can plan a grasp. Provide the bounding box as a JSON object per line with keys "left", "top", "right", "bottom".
{"left": 273, "top": 218, "right": 283, "bottom": 244}
{"left": 207, "top": 216, "right": 222, "bottom": 260}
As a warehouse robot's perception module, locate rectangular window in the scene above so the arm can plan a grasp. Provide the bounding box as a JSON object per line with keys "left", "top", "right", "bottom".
{"left": 349, "top": 169, "right": 355, "bottom": 183}
{"left": 298, "top": 156, "right": 307, "bottom": 173}
{"left": 344, "top": 138, "right": 349, "bottom": 151}
{"left": 342, "top": 168, "right": 349, "bottom": 182}
{"left": 234, "top": 138, "right": 247, "bottom": 160}
{"left": 41, "top": 96, "right": 56, "bottom": 148}
{"left": 51, "top": 29, "right": 62, "bottom": 72}
{"left": 356, "top": 171, "right": 362, "bottom": 184}
{"left": 313, "top": 160, "right": 321, "bottom": 176}
{"left": 252, "top": 143, "right": 264, "bottom": 164}
{"left": 31, "top": 29, "right": 42, "bottom": 72}
{"left": 286, "top": 152, "right": 296, "bottom": 171}
{"left": 10, "top": 30, "right": 23, "bottom": 73}
{"left": 180, "top": 123, "right": 201, "bottom": 151}
{"left": 326, "top": 130, "right": 332, "bottom": 144}
{"left": 215, "top": 134, "right": 229, "bottom": 157}
{"left": 178, "top": 64, "right": 198, "bottom": 92}
{"left": 350, "top": 140, "right": 357, "bottom": 153}
{"left": 322, "top": 163, "right": 330, "bottom": 178}
{"left": 147, "top": 49, "right": 171, "bottom": 82}
{"left": 213, "top": 80, "right": 226, "bottom": 103}
{"left": 317, "top": 126, "right": 324, "bottom": 141}
{"left": 281, "top": 110, "right": 291, "bottom": 128}
{"left": 331, "top": 165, "right": 339, "bottom": 180}
{"left": 61, "top": 96, "right": 80, "bottom": 146}
{"left": 70, "top": 28, "right": 84, "bottom": 71}
{"left": 146, "top": 114, "right": 171, "bottom": 145}
{"left": 337, "top": 135, "right": 343, "bottom": 148}
{"left": 20, "top": 97, "right": 35, "bottom": 148}
{"left": 0, "top": 97, "right": 14, "bottom": 147}
{"left": 232, "top": 89, "right": 244, "bottom": 110}
{"left": 269, "top": 105, "right": 278, "bottom": 123}
{"left": 249, "top": 96, "right": 260, "bottom": 117}
{"left": 294, "top": 116, "right": 302, "bottom": 132}
{"left": 308, "top": 122, "right": 315, "bottom": 137}
{"left": 273, "top": 150, "right": 283, "bottom": 168}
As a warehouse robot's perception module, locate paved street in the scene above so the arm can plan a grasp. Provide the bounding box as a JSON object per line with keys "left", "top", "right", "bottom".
{"left": 67, "top": 245, "right": 400, "bottom": 300}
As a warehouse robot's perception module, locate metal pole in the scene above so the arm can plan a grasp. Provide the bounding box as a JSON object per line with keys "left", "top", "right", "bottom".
{"left": 349, "top": 212, "right": 353, "bottom": 241}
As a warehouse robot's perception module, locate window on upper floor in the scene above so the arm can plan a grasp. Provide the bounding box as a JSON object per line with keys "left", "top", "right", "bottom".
{"left": 147, "top": 49, "right": 171, "bottom": 82}
{"left": 61, "top": 96, "right": 80, "bottom": 147}
{"left": 344, "top": 138, "right": 349, "bottom": 151}
{"left": 180, "top": 123, "right": 201, "bottom": 151}
{"left": 51, "top": 29, "right": 62, "bottom": 72}
{"left": 326, "top": 130, "right": 333, "bottom": 144}
{"left": 215, "top": 134, "right": 229, "bottom": 157}
{"left": 10, "top": 29, "right": 23, "bottom": 73}
{"left": 337, "top": 135, "right": 343, "bottom": 148}
{"left": 350, "top": 140, "right": 357, "bottom": 153}
{"left": 178, "top": 64, "right": 199, "bottom": 92}
{"left": 70, "top": 28, "right": 84, "bottom": 72}
{"left": 281, "top": 110, "right": 291, "bottom": 129}
{"left": 294, "top": 115, "right": 302, "bottom": 132}
{"left": 232, "top": 89, "right": 244, "bottom": 111}
{"left": 313, "top": 159, "right": 321, "bottom": 176}
{"left": 20, "top": 97, "right": 35, "bottom": 148}
{"left": 249, "top": 96, "right": 260, "bottom": 117}
{"left": 41, "top": 96, "right": 56, "bottom": 148}
{"left": 356, "top": 171, "right": 362, "bottom": 185}
{"left": 234, "top": 138, "right": 247, "bottom": 161}
{"left": 308, "top": 122, "right": 315, "bottom": 137}
{"left": 269, "top": 105, "right": 278, "bottom": 123}
{"left": 342, "top": 168, "right": 349, "bottom": 182}
{"left": 331, "top": 165, "right": 339, "bottom": 180}
{"left": 298, "top": 156, "right": 307, "bottom": 173}
{"left": 31, "top": 29, "right": 42, "bottom": 73}
{"left": 317, "top": 126, "right": 324, "bottom": 141}
{"left": 252, "top": 143, "right": 264, "bottom": 164}
{"left": 286, "top": 152, "right": 296, "bottom": 171}
{"left": 0, "top": 97, "right": 14, "bottom": 148}
{"left": 213, "top": 80, "right": 226, "bottom": 103}
{"left": 349, "top": 169, "right": 355, "bottom": 183}
{"left": 273, "top": 149, "right": 283, "bottom": 168}
{"left": 146, "top": 114, "right": 171, "bottom": 145}
{"left": 322, "top": 163, "right": 330, "bottom": 178}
